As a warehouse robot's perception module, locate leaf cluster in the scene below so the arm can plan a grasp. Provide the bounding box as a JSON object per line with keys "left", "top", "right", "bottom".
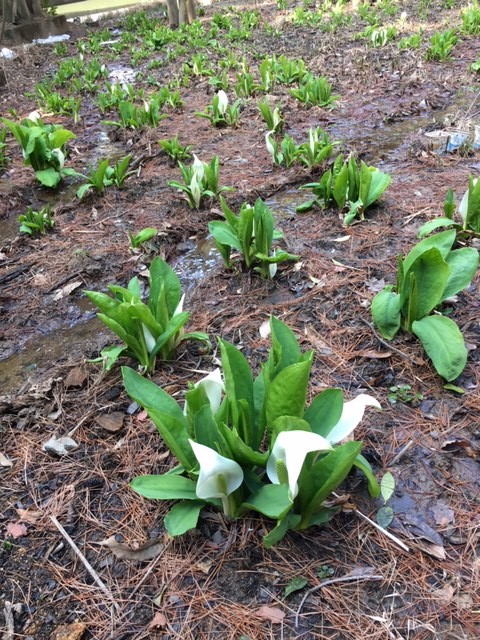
{"left": 85, "top": 257, "right": 210, "bottom": 373}
{"left": 371, "top": 230, "right": 479, "bottom": 380}
{"left": 298, "top": 154, "right": 391, "bottom": 224}
{"left": 123, "top": 317, "right": 380, "bottom": 545}
{"left": 208, "top": 197, "right": 299, "bottom": 279}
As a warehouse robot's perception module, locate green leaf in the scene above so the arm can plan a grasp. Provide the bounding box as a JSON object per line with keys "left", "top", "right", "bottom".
{"left": 364, "top": 168, "right": 391, "bottom": 208}
{"left": 376, "top": 506, "right": 394, "bottom": 528}
{"left": 122, "top": 367, "right": 186, "bottom": 421}
{"left": 218, "top": 339, "right": 254, "bottom": 443}
{"left": 216, "top": 423, "right": 269, "bottom": 466}
{"left": 412, "top": 315, "right": 467, "bottom": 381}
{"left": 35, "top": 168, "right": 61, "bottom": 188}
{"left": 285, "top": 576, "right": 308, "bottom": 597}
{"left": 130, "top": 474, "right": 198, "bottom": 500}
{"left": 380, "top": 471, "right": 395, "bottom": 503}
{"left": 76, "top": 183, "right": 93, "bottom": 199}
{"left": 442, "top": 247, "right": 479, "bottom": 300}
{"left": 265, "top": 359, "right": 312, "bottom": 427}
{"left": 402, "top": 230, "right": 455, "bottom": 276}
{"left": 164, "top": 501, "right": 204, "bottom": 536}
{"left": 371, "top": 288, "right": 402, "bottom": 339}
{"left": 263, "top": 513, "right": 302, "bottom": 548}
{"left": 270, "top": 316, "right": 302, "bottom": 372}
{"left": 194, "top": 405, "right": 222, "bottom": 451}
{"left": 406, "top": 248, "right": 449, "bottom": 320}
{"left": 149, "top": 257, "right": 181, "bottom": 319}
{"left": 299, "top": 441, "right": 362, "bottom": 525}
{"left": 417, "top": 217, "right": 457, "bottom": 238}
{"left": 353, "top": 453, "right": 380, "bottom": 497}
{"left": 332, "top": 162, "right": 348, "bottom": 209}
{"left": 304, "top": 388, "right": 344, "bottom": 437}
{"left": 242, "top": 484, "right": 292, "bottom": 519}
{"left": 296, "top": 199, "right": 317, "bottom": 213}
{"left": 208, "top": 221, "right": 243, "bottom": 252}
{"left": 443, "top": 383, "right": 464, "bottom": 394}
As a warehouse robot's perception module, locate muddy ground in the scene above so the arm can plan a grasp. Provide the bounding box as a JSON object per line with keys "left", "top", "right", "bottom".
{"left": 0, "top": 1, "right": 479, "bottom": 638}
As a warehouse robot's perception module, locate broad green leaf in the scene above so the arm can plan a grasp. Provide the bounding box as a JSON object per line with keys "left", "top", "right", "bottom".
{"left": 406, "top": 248, "right": 449, "bottom": 320}
{"left": 149, "top": 257, "right": 181, "bottom": 319}
{"left": 265, "top": 359, "right": 312, "bottom": 427}
{"left": 150, "top": 311, "right": 191, "bottom": 358}
{"left": 402, "top": 230, "right": 455, "bottom": 276}
{"left": 208, "top": 221, "right": 243, "bottom": 252}
{"left": 417, "top": 217, "right": 457, "bottom": 238}
{"left": 464, "top": 175, "right": 480, "bottom": 232}
{"left": 376, "top": 506, "right": 394, "bottom": 528}
{"left": 194, "top": 405, "right": 222, "bottom": 451}
{"left": 238, "top": 205, "right": 254, "bottom": 266}
{"left": 332, "top": 163, "right": 348, "bottom": 209}
{"left": 218, "top": 339, "right": 254, "bottom": 439}
{"left": 285, "top": 576, "right": 308, "bottom": 597}
{"left": 263, "top": 513, "right": 301, "bottom": 548}
{"left": 217, "top": 423, "right": 268, "bottom": 466}
{"left": 371, "top": 288, "right": 401, "bottom": 339}
{"left": 299, "top": 441, "right": 362, "bottom": 525}
{"left": 380, "top": 471, "right": 395, "bottom": 503}
{"left": 242, "top": 484, "right": 292, "bottom": 519}
{"left": 442, "top": 247, "right": 479, "bottom": 300}
{"left": 270, "top": 316, "right": 302, "bottom": 372}
{"left": 412, "top": 315, "right": 467, "bottom": 381}
{"left": 364, "top": 168, "right": 391, "bottom": 208}
{"left": 353, "top": 453, "right": 380, "bottom": 497}
{"left": 443, "top": 383, "right": 464, "bottom": 394}
{"left": 76, "top": 183, "right": 93, "bottom": 199}
{"left": 359, "top": 162, "right": 373, "bottom": 207}
{"left": 84, "top": 290, "right": 121, "bottom": 315}
{"left": 35, "top": 168, "right": 61, "bottom": 188}
{"left": 304, "top": 388, "right": 344, "bottom": 437}
{"left": 296, "top": 199, "right": 316, "bottom": 213}
{"left": 122, "top": 367, "right": 187, "bottom": 422}
{"left": 130, "top": 474, "right": 198, "bottom": 500}
{"left": 164, "top": 501, "right": 204, "bottom": 536}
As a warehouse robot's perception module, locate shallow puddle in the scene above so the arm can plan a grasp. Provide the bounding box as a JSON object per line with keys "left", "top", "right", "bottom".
{"left": 0, "top": 314, "right": 109, "bottom": 396}
{"left": 174, "top": 235, "right": 222, "bottom": 292}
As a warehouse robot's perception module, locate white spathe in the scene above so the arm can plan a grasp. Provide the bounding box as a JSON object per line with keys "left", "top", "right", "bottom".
{"left": 326, "top": 394, "right": 381, "bottom": 444}
{"left": 266, "top": 430, "right": 333, "bottom": 500}
{"left": 184, "top": 368, "right": 224, "bottom": 416}
{"left": 217, "top": 90, "right": 228, "bottom": 115}
{"left": 189, "top": 440, "right": 243, "bottom": 500}
{"left": 192, "top": 154, "right": 205, "bottom": 182}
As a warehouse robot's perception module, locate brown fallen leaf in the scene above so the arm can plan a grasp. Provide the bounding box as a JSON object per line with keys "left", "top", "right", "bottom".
{"left": 148, "top": 612, "right": 167, "bottom": 629}
{"left": 53, "top": 280, "right": 83, "bottom": 302}
{"left": 95, "top": 412, "right": 124, "bottom": 433}
{"left": 351, "top": 349, "right": 393, "bottom": 360}
{"left": 433, "top": 584, "right": 455, "bottom": 604}
{"left": 53, "top": 621, "right": 87, "bottom": 640}
{"left": 6, "top": 522, "right": 28, "bottom": 538}
{"left": 255, "top": 605, "right": 285, "bottom": 624}
{"left": 97, "top": 535, "right": 164, "bottom": 561}
{"left": 64, "top": 366, "right": 88, "bottom": 389}
{"left": 16, "top": 508, "right": 43, "bottom": 525}
{"left": 0, "top": 452, "right": 13, "bottom": 467}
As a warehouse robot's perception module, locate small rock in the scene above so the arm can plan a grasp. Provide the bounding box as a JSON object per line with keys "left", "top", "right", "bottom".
{"left": 42, "top": 436, "right": 78, "bottom": 457}
{"left": 53, "top": 621, "right": 87, "bottom": 640}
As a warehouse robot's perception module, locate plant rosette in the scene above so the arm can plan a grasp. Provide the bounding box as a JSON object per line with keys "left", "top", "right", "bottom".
{"left": 123, "top": 316, "right": 381, "bottom": 546}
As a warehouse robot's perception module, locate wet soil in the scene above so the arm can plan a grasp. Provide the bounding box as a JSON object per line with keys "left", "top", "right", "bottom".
{"left": 1, "top": 1, "right": 480, "bottom": 639}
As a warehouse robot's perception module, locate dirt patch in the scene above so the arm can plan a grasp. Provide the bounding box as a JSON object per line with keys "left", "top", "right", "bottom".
{"left": 1, "top": 1, "right": 480, "bottom": 638}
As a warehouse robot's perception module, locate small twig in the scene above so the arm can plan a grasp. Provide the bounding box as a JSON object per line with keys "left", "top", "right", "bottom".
{"left": 351, "top": 507, "right": 410, "bottom": 553}
{"left": 295, "top": 574, "right": 384, "bottom": 627}
{"left": 2, "top": 601, "right": 15, "bottom": 640}
{"left": 360, "top": 318, "right": 420, "bottom": 365}
{"left": 49, "top": 515, "right": 120, "bottom": 611}
{"left": 388, "top": 439, "right": 415, "bottom": 466}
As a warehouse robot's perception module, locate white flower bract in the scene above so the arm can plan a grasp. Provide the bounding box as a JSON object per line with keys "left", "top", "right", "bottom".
{"left": 189, "top": 440, "right": 243, "bottom": 500}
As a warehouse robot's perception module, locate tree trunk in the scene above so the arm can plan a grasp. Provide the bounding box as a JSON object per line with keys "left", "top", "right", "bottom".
{"left": 1, "top": 0, "right": 45, "bottom": 24}
{"left": 167, "top": 0, "right": 196, "bottom": 28}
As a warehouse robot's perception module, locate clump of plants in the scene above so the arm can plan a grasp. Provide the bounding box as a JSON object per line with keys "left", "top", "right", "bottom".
{"left": 196, "top": 90, "right": 242, "bottom": 127}
{"left": 425, "top": 29, "right": 458, "bottom": 61}
{"left": 1, "top": 116, "right": 77, "bottom": 188}
{"left": 208, "top": 197, "right": 299, "bottom": 279}
{"left": 371, "top": 230, "right": 479, "bottom": 381}
{"left": 18, "top": 205, "right": 54, "bottom": 235}
{"left": 298, "top": 154, "right": 391, "bottom": 224}
{"left": 265, "top": 127, "right": 336, "bottom": 169}
{"left": 76, "top": 155, "right": 134, "bottom": 199}
{"left": 85, "top": 257, "right": 210, "bottom": 373}
{"left": 168, "top": 155, "right": 233, "bottom": 208}
{"left": 123, "top": 316, "right": 381, "bottom": 545}
{"left": 417, "top": 178, "right": 480, "bottom": 237}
